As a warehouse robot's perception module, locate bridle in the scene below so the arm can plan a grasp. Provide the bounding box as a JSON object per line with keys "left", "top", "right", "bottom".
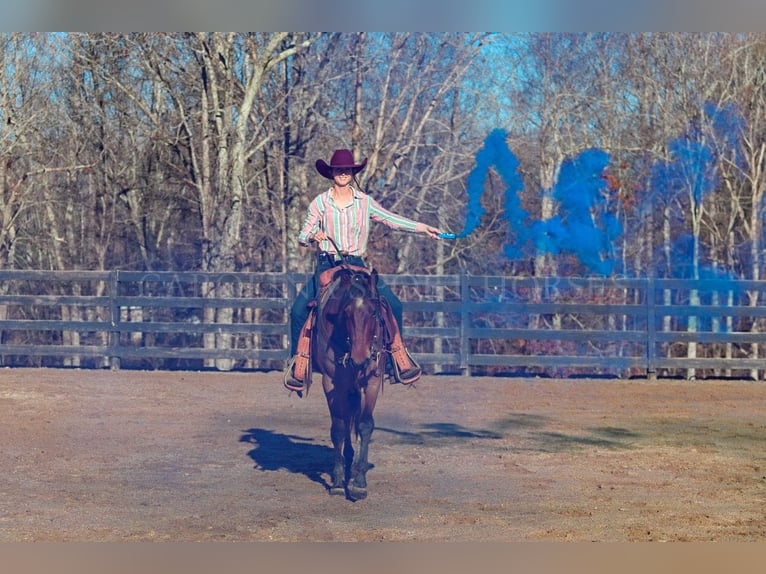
{"left": 335, "top": 272, "right": 383, "bottom": 375}
{"left": 316, "top": 234, "right": 384, "bottom": 377}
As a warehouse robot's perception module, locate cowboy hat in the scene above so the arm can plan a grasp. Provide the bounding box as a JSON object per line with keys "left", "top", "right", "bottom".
{"left": 315, "top": 149, "right": 368, "bottom": 180}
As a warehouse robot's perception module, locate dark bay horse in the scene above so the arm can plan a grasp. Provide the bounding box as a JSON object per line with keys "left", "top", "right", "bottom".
{"left": 313, "top": 265, "right": 385, "bottom": 500}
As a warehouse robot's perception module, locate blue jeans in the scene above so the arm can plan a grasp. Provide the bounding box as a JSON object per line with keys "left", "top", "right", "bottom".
{"left": 289, "top": 254, "right": 403, "bottom": 355}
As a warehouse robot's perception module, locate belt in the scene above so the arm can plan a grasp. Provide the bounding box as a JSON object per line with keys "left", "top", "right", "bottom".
{"left": 317, "top": 252, "right": 366, "bottom": 267}
{"left": 319, "top": 251, "right": 344, "bottom": 264}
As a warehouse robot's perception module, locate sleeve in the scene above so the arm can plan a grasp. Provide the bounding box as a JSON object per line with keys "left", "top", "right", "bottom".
{"left": 368, "top": 196, "right": 419, "bottom": 232}
{"left": 298, "top": 195, "right": 323, "bottom": 246}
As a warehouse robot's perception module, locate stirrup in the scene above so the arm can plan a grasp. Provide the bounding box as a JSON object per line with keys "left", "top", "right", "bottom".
{"left": 391, "top": 350, "right": 421, "bottom": 385}
{"left": 282, "top": 356, "right": 305, "bottom": 393}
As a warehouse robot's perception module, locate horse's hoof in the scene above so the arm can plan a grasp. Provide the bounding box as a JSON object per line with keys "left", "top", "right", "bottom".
{"left": 347, "top": 485, "right": 367, "bottom": 501}
{"left": 329, "top": 486, "right": 346, "bottom": 496}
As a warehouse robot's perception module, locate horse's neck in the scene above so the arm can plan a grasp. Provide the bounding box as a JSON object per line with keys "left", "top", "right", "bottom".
{"left": 317, "top": 276, "right": 372, "bottom": 340}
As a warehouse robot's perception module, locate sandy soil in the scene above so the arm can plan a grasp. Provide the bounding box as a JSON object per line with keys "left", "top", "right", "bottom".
{"left": 1, "top": 368, "right": 765, "bottom": 541}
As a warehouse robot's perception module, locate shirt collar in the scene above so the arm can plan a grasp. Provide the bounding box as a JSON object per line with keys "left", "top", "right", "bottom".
{"left": 328, "top": 186, "right": 362, "bottom": 203}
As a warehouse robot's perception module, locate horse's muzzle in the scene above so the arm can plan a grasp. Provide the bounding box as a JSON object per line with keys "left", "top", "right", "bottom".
{"left": 348, "top": 356, "right": 371, "bottom": 371}
{"left": 340, "top": 350, "right": 379, "bottom": 375}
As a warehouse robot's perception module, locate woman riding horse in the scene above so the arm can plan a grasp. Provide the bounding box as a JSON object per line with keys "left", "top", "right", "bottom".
{"left": 284, "top": 148, "right": 443, "bottom": 392}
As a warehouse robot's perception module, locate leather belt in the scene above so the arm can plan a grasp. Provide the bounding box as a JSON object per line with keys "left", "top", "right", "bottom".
{"left": 317, "top": 252, "right": 365, "bottom": 267}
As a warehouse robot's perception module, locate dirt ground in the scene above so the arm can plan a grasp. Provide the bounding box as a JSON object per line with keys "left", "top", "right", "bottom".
{"left": 1, "top": 367, "right": 765, "bottom": 542}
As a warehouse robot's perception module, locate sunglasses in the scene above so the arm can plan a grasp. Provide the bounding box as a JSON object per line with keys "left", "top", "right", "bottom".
{"left": 332, "top": 168, "right": 353, "bottom": 175}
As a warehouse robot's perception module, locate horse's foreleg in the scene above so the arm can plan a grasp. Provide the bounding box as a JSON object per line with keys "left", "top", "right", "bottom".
{"left": 347, "top": 376, "right": 382, "bottom": 501}
{"left": 329, "top": 416, "right": 347, "bottom": 496}
{"left": 347, "top": 413, "right": 374, "bottom": 501}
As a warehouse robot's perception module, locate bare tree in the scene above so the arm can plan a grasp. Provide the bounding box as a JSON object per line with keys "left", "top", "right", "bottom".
{"left": 711, "top": 34, "right": 766, "bottom": 379}
{"left": 133, "top": 33, "right": 318, "bottom": 368}
{"left": 0, "top": 34, "right": 56, "bottom": 271}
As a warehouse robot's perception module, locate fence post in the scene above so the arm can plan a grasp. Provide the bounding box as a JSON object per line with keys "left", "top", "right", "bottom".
{"left": 109, "top": 270, "right": 121, "bottom": 370}
{"left": 646, "top": 276, "right": 656, "bottom": 381}
{"left": 459, "top": 269, "right": 471, "bottom": 376}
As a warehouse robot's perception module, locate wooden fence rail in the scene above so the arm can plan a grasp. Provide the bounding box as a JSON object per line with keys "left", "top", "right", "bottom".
{"left": 0, "top": 270, "right": 764, "bottom": 380}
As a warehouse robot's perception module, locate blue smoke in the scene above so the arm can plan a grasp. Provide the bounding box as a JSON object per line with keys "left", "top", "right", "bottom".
{"left": 652, "top": 102, "right": 744, "bottom": 207}
{"left": 648, "top": 102, "right": 747, "bottom": 279}
{"left": 705, "top": 101, "right": 745, "bottom": 171}
{"left": 652, "top": 121, "right": 717, "bottom": 205}
{"left": 454, "top": 130, "right": 619, "bottom": 276}
{"left": 451, "top": 101, "right": 744, "bottom": 278}
{"left": 540, "top": 148, "right": 619, "bottom": 276}
{"left": 456, "top": 129, "right": 526, "bottom": 240}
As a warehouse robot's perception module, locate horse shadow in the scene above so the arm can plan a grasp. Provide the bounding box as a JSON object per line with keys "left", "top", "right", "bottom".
{"left": 239, "top": 428, "right": 335, "bottom": 491}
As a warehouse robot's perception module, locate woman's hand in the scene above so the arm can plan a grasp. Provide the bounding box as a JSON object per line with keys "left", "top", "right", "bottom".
{"left": 311, "top": 230, "right": 328, "bottom": 242}
{"left": 415, "top": 223, "right": 442, "bottom": 240}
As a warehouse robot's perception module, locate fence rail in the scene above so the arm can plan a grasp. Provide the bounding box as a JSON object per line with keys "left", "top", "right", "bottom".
{"left": 0, "top": 270, "right": 764, "bottom": 379}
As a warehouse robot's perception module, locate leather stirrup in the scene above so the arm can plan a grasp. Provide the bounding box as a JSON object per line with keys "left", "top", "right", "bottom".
{"left": 286, "top": 307, "right": 315, "bottom": 394}
{"left": 380, "top": 298, "right": 421, "bottom": 384}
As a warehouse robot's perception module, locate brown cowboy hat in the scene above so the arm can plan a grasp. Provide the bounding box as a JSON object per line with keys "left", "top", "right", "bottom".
{"left": 315, "top": 149, "right": 368, "bottom": 180}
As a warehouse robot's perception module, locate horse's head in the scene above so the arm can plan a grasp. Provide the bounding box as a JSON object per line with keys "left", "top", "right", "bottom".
{"left": 336, "top": 268, "right": 382, "bottom": 372}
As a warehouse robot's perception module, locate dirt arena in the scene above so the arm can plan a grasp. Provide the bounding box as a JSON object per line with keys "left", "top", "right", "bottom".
{"left": 1, "top": 367, "right": 765, "bottom": 542}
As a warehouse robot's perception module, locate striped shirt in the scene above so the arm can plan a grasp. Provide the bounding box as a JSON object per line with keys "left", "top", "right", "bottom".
{"left": 298, "top": 187, "right": 419, "bottom": 255}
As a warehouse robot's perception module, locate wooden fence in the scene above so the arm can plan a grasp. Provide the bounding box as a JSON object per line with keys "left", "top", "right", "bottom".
{"left": 0, "top": 270, "right": 764, "bottom": 379}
